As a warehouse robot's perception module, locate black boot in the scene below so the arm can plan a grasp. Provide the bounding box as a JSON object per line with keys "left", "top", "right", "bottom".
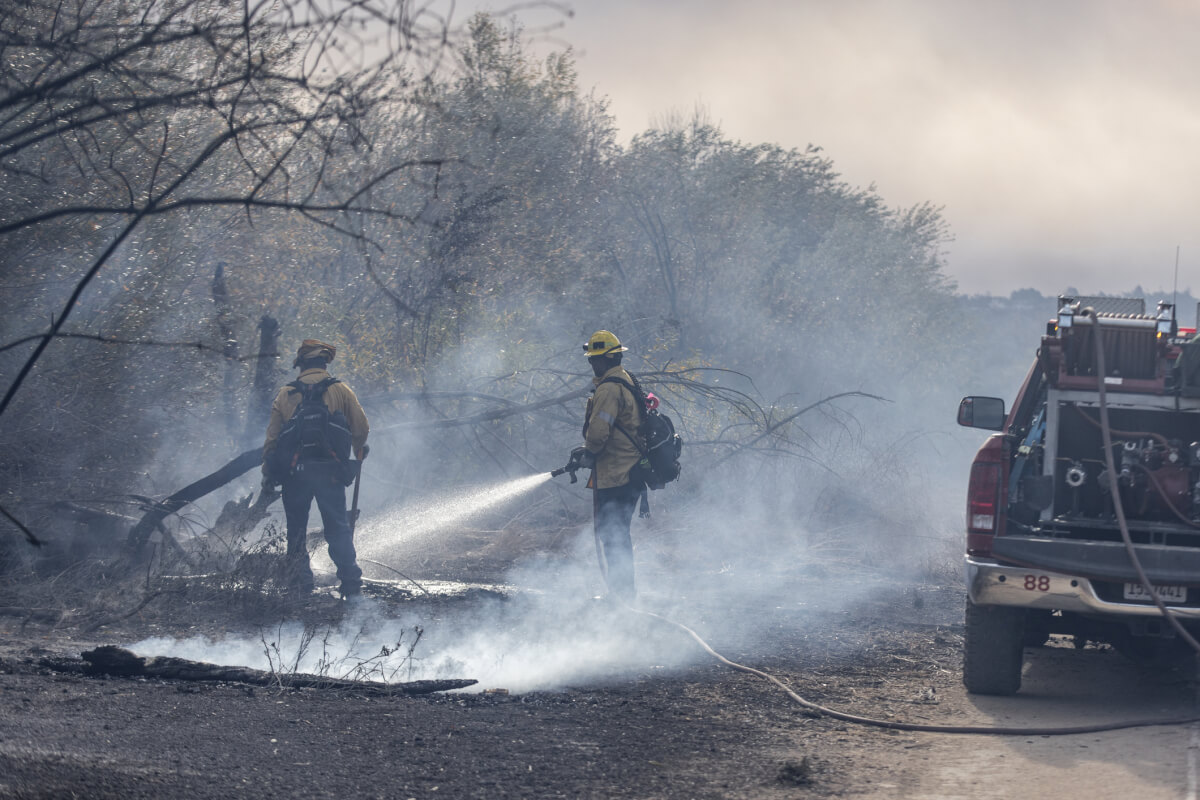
{"left": 284, "top": 558, "right": 315, "bottom": 598}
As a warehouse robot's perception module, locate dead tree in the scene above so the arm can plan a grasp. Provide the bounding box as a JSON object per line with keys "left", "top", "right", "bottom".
{"left": 0, "top": 0, "right": 473, "bottom": 548}
{"left": 126, "top": 448, "right": 267, "bottom": 555}
{"left": 0, "top": 0, "right": 458, "bottom": 420}
{"left": 212, "top": 262, "right": 241, "bottom": 442}
{"left": 243, "top": 315, "right": 282, "bottom": 446}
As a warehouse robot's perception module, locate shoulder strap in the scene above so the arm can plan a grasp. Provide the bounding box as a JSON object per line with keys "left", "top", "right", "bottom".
{"left": 288, "top": 377, "right": 340, "bottom": 399}
{"left": 593, "top": 375, "right": 646, "bottom": 454}
{"left": 599, "top": 374, "right": 646, "bottom": 425}
{"left": 597, "top": 375, "right": 639, "bottom": 412}
{"left": 612, "top": 420, "right": 649, "bottom": 458}
{"left": 598, "top": 375, "right": 635, "bottom": 394}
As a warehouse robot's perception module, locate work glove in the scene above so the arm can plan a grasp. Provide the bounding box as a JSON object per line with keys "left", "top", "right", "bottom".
{"left": 357, "top": 444, "right": 370, "bottom": 461}
{"left": 261, "top": 474, "right": 280, "bottom": 494}
{"left": 570, "top": 446, "right": 596, "bottom": 470}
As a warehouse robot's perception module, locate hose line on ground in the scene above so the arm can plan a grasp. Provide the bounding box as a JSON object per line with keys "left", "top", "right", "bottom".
{"left": 627, "top": 605, "right": 1200, "bottom": 736}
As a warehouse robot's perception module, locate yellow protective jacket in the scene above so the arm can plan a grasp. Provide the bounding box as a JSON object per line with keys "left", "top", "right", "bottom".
{"left": 262, "top": 368, "right": 370, "bottom": 475}
{"left": 583, "top": 365, "right": 644, "bottom": 490}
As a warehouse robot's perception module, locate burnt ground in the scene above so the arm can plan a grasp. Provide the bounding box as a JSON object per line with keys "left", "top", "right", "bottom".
{"left": 1, "top": 534, "right": 1196, "bottom": 799}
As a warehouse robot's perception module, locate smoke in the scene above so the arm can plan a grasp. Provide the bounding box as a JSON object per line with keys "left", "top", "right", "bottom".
{"left": 123, "top": 294, "right": 983, "bottom": 694}
{"left": 8, "top": 0, "right": 1068, "bottom": 695}
{"left": 129, "top": 492, "right": 923, "bottom": 694}
{"left": 129, "top": 450, "right": 927, "bottom": 695}
{"left": 133, "top": 527, "right": 709, "bottom": 693}
{"left": 541, "top": 0, "right": 1200, "bottom": 296}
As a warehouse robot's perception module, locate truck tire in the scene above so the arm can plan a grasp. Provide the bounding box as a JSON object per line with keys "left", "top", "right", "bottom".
{"left": 963, "top": 599, "right": 1025, "bottom": 696}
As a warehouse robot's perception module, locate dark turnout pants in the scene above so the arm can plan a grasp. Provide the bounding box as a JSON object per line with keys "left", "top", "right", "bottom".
{"left": 281, "top": 462, "right": 362, "bottom": 593}
{"left": 593, "top": 481, "right": 641, "bottom": 601}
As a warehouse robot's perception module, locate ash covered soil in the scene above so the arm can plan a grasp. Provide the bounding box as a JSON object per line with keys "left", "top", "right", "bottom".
{"left": 1, "top": 537, "right": 1195, "bottom": 799}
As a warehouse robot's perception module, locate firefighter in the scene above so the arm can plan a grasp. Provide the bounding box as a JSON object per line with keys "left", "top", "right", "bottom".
{"left": 262, "top": 339, "right": 370, "bottom": 599}
{"left": 575, "top": 330, "right": 644, "bottom": 602}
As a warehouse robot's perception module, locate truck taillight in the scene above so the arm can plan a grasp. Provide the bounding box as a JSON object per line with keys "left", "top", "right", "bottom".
{"left": 966, "top": 435, "right": 1006, "bottom": 556}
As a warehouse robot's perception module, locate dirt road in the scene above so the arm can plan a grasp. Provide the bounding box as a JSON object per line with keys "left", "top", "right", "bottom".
{"left": 2, "top": 557, "right": 1198, "bottom": 798}
{"left": 845, "top": 645, "right": 1199, "bottom": 799}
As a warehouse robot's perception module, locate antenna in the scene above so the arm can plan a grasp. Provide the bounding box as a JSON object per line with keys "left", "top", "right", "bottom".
{"left": 1173, "top": 244, "right": 1180, "bottom": 317}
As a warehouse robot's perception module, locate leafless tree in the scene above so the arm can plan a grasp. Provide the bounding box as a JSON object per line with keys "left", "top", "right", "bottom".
{"left": 0, "top": 0, "right": 511, "bottom": 543}
{"left": 0, "top": 0, "right": 469, "bottom": 414}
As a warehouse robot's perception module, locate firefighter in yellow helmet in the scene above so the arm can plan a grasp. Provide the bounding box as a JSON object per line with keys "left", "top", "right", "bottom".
{"left": 262, "top": 339, "right": 370, "bottom": 599}
{"left": 573, "top": 330, "right": 644, "bottom": 601}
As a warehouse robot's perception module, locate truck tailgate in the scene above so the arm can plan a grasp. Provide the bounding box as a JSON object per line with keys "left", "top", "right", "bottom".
{"left": 992, "top": 535, "right": 1200, "bottom": 585}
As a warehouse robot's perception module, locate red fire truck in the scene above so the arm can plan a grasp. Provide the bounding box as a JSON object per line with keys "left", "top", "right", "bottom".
{"left": 957, "top": 296, "right": 1200, "bottom": 694}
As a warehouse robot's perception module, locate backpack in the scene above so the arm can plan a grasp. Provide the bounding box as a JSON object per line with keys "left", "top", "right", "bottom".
{"left": 599, "top": 374, "right": 683, "bottom": 490}
{"left": 268, "top": 377, "right": 353, "bottom": 478}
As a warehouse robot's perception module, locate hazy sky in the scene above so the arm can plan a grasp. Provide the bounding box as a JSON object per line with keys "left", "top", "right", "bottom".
{"left": 475, "top": 0, "right": 1200, "bottom": 296}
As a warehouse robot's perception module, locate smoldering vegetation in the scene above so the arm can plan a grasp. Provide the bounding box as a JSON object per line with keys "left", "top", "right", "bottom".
{"left": 0, "top": 1, "right": 1183, "bottom": 689}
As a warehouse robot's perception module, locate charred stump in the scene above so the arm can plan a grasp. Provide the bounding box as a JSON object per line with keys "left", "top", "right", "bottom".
{"left": 212, "top": 262, "right": 242, "bottom": 442}
{"left": 243, "top": 314, "right": 281, "bottom": 446}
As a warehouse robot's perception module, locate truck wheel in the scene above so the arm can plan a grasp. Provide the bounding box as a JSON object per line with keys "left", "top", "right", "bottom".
{"left": 963, "top": 599, "right": 1025, "bottom": 696}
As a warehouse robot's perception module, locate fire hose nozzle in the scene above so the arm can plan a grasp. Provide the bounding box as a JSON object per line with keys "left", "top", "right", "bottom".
{"left": 551, "top": 447, "right": 591, "bottom": 483}
{"left": 550, "top": 465, "right": 579, "bottom": 483}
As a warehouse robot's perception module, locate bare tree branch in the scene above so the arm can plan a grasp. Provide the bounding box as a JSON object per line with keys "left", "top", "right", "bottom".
{"left": 710, "top": 391, "right": 890, "bottom": 469}
{"left": 0, "top": 502, "right": 42, "bottom": 547}
{"left": 375, "top": 385, "right": 593, "bottom": 431}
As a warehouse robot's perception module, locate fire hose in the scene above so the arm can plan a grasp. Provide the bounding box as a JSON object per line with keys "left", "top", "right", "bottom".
{"left": 618, "top": 604, "right": 1200, "bottom": 736}
{"left": 1084, "top": 307, "right": 1200, "bottom": 655}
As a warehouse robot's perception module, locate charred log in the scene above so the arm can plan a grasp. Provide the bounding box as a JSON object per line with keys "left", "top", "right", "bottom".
{"left": 76, "top": 645, "right": 475, "bottom": 695}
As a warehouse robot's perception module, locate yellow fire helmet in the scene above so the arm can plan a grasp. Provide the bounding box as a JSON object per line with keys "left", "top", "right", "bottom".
{"left": 293, "top": 339, "right": 336, "bottom": 367}
{"left": 583, "top": 330, "right": 629, "bottom": 358}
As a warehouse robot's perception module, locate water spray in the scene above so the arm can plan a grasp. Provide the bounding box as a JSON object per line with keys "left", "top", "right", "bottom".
{"left": 324, "top": 472, "right": 555, "bottom": 569}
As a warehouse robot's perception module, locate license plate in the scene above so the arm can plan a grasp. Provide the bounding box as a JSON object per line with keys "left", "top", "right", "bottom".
{"left": 1123, "top": 582, "right": 1187, "bottom": 603}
